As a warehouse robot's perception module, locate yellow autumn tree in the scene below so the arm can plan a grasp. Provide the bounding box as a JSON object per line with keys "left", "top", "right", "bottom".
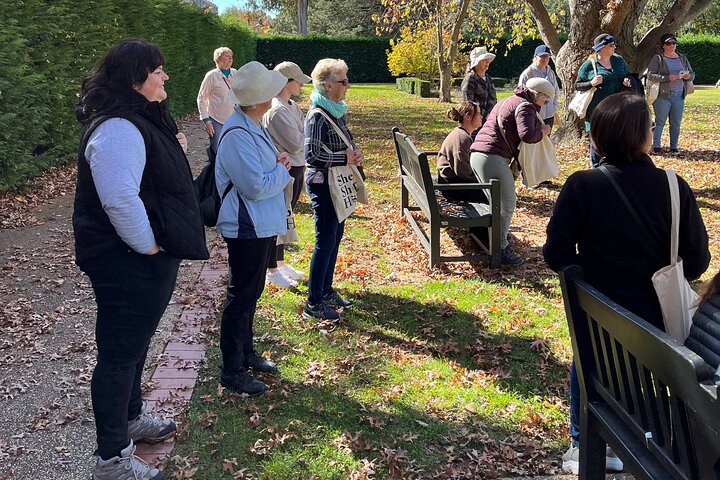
{"left": 387, "top": 26, "right": 467, "bottom": 83}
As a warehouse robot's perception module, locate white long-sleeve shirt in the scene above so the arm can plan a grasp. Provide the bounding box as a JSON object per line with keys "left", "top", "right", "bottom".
{"left": 196, "top": 68, "right": 236, "bottom": 123}
{"left": 262, "top": 97, "right": 306, "bottom": 167}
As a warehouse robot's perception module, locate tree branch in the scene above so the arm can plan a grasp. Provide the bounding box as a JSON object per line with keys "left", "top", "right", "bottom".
{"left": 525, "top": 0, "right": 561, "bottom": 53}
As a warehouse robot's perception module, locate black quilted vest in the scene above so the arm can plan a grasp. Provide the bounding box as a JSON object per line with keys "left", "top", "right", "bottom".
{"left": 73, "top": 101, "right": 209, "bottom": 267}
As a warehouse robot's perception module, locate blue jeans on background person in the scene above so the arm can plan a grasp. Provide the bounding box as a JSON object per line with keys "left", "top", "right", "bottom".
{"left": 570, "top": 362, "right": 580, "bottom": 447}
{"left": 653, "top": 90, "right": 685, "bottom": 150}
{"left": 208, "top": 117, "right": 224, "bottom": 154}
{"left": 306, "top": 180, "right": 345, "bottom": 305}
{"left": 83, "top": 246, "right": 180, "bottom": 460}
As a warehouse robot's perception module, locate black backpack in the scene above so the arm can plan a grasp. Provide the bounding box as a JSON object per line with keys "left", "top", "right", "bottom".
{"left": 193, "top": 126, "right": 243, "bottom": 227}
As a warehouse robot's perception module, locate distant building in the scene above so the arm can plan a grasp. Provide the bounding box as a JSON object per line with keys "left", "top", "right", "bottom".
{"left": 183, "top": 0, "right": 218, "bottom": 14}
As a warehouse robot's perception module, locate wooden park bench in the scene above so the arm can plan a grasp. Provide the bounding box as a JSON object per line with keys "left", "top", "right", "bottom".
{"left": 559, "top": 265, "right": 720, "bottom": 479}
{"left": 391, "top": 127, "right": 501, "bottom": 268}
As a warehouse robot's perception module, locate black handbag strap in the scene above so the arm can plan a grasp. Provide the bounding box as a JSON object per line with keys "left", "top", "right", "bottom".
{"left": 599, "top": 165, "right": 665, "bottom": 246}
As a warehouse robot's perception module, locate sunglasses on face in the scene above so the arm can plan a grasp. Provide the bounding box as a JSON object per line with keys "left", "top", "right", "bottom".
{"left": 664, "top": 41, "right": 677, "bottom": 45}
{"left": 335, "top": 79, "right": 349, "bottom": 86}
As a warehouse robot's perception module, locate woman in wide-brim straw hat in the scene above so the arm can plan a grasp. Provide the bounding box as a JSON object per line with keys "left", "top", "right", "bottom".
{"left": 302, "top": 58, "right": 364, "bottom": 323}
{"left": 262, "top": 61, "right": 312, "bottom": 288}
{"left": 461, "top": 46, "right": 497, "bottom": 130}
{"left": 215, "top": 60, "right": 293, "bottom": 396}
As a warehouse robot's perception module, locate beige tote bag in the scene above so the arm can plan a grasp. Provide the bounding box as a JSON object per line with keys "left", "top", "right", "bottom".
{"left": 652, "top": 169, "right": 699, "bottom": 343}
{"left": 517, "top": 113, "right": 558, "bottom": 187}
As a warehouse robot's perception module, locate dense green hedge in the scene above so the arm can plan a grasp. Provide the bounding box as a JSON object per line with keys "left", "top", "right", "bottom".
{"left": 256, "top": 35, "right": 393, "bottom": 83}
{"left": 396, "top": 77, "right": 431, "bottom": 97}
{"left": 0, "top": 0, "right": 255, "bottom": 191}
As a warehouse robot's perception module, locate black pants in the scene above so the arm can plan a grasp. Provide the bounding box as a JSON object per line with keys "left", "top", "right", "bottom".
{"left": 83, "top": 246, "right": 180, "bottom": 460}
{"left": 221, "top": 236, "right": 275, "bottom": 375}
{"left": 269, "top": 166, "right": 305, "bottom": 267}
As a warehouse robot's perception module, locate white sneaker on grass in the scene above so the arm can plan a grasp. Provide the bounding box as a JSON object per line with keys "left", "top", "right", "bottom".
{"left": 266, "top": 270, "right": 297, "bottom": 288}
{"left": 92, "top": 440, "right": 163, "bottom": 480}
{"left": 561, "top": 444, "right": 624, "bottom": 474}
{"left": 278, "top": 264, "right": 305, "bottom": 280}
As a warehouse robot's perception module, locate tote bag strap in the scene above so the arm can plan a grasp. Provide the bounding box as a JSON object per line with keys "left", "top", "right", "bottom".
{"left": 666, "top": 169, "right": 680, "bottom": 265}
{"left": 307, "top": 107, "right": 353, "bottom": 149}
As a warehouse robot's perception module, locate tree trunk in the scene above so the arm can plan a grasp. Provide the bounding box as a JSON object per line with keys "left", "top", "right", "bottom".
{"left": 297, "top": 0, "right": 308, "bottom": 35}
{"left": 436, "top": 0, "right": 471, "bottom": 103}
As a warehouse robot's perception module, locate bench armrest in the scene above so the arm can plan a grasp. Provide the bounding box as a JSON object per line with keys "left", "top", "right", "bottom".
{"left": 434, "top": 183, "right": 490, "bottom": 191}
{"left": 422, "top": 151, "right": 439, "bottom": 157}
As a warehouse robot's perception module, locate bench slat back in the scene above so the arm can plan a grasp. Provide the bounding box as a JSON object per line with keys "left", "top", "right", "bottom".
{"left": 560, "top": 266, "right": 720, "bottom": 479}
{"left": 392, "top": 128, "right": 439, "bottom": 214}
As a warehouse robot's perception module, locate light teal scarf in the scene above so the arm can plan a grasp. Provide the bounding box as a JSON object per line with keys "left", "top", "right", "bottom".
{"left": 310, "top": 89, "right": 348, "bottom": 118}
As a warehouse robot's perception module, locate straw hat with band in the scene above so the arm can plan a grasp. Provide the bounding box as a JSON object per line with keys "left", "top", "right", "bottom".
{"left": 227, "top": 61, "right": 287, "bottom": 106}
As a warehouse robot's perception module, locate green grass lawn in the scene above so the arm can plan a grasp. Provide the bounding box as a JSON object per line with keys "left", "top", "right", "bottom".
{"left": 168, "top": 84, "right": 720, "bottom": 479}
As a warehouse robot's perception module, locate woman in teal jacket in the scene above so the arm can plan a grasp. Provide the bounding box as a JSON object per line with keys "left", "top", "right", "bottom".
{"left": 574, "top": 34, "right": 631, "bottom": 168}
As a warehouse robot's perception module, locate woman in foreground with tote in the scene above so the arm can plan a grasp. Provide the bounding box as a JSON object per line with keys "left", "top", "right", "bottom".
{"left": 303, "top": 58, "right": 364, "bottom": 322}
{"left": 543, "top": 91, "right": 710, "bottom": 475}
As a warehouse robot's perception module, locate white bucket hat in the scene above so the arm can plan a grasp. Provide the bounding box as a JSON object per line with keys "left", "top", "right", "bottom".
{"left": 274, "top": 61, "right": 311, "bottom": 83}
{"left": 470, "top": 47, "right": 496, "bottom": 69}
{"left": 227, "top": 61, "right": 287, "bottom": 106}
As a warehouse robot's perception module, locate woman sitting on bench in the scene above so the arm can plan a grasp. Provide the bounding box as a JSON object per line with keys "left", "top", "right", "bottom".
{"left": 436, "top": 101, "right": 484, "bottom": 202}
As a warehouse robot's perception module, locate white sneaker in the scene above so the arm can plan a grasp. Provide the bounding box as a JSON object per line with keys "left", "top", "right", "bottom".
{"left": 278, "top": 264, "right": 305, "bottom": 280}
{"left": 266, "top": 270, "right": 297, "bottom": 288}
{"left": 561, "top": 444, "right": 624, "bottom": 474}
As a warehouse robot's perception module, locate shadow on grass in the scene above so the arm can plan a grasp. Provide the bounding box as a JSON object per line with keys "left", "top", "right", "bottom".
{"left": 347, "top": 290, "right": 568, "bottom": 401}
{"left": 170, "top": 352, "right": 565, "bottom": 479}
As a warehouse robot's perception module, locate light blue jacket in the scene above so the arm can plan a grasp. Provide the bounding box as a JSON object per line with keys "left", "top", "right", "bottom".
{"left": 215, "top": 108, "right": 292, "bottom": 239}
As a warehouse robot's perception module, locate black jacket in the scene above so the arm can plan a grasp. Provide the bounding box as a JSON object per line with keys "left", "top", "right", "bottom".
{"left": 73, "top": 99, "right": 208, "bottom": 266}
{"left": 543, "top": 157, "right": 710, "bottom": 329}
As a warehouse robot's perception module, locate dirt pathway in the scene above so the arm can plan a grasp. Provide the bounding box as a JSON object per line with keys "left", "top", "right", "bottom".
{"left": 0, "top": 119, "right": 214, "bottom": 479}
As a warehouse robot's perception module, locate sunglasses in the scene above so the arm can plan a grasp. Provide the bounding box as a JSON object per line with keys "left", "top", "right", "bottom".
{"left": 335, "top": 79, "right": 349, "bottom": 86}
{"left": 664, "top": 41, "right": 677, "bottom": 45}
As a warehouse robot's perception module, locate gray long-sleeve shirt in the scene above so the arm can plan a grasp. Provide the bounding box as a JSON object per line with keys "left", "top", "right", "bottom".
{"left": 84, "top": 118, "right": 156, "bottom": 254}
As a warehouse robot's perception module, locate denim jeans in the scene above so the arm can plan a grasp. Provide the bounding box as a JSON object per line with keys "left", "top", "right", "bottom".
{"left": 470, "top": 152, "right": 515, "bottom": 250}
{"left": 221, "top": 236, "right": 275, "bottom": 375}
{"left": 83, "top": 246, "right": 180, "bottom": 459}
{"left": 653, "top": 90, "right": 685, "bottom": 150}
{"left": 208, "top": 117, "right": 224, "bottom": 154}
{"left": 306, "top": 180, "right": 345, "bottom": 305}
{"left": 570, "top": 361, "right": 580, "bottom": 444}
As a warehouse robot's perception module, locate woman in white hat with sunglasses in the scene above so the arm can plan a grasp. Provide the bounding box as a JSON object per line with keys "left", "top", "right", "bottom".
{"left": 461, "top": 46, "right": 498, "bottom": 130}
{"left": 215, "top": 61, "right": 293, "bottom": 396}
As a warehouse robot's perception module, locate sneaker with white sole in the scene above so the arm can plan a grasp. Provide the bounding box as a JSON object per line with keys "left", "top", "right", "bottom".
{"left": 278, "top": 264, "right": 305, "bottom": 280}
{"left": 302, "top": 302, "right": 340, "bottom": 322}
{"left": 127, "top": 408, "right": 176, "bottom": 444}
{"left": 92, "top": 440, "right": 163, "bottom": 480}
{"left": 266, "top": 270, "right": 297, "bottom": 288}
{"left": 561, "top": 444, "right": 624, "bottom": 474}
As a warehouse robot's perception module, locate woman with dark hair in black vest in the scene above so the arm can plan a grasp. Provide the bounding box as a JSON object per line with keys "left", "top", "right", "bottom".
{"left": 74, "top": 39, "right": 208, "bottom": 480}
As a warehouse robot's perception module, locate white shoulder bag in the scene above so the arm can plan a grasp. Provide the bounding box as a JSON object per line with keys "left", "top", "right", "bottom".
{"left": 568, "top": 60, "right": 598, "bottom": 119}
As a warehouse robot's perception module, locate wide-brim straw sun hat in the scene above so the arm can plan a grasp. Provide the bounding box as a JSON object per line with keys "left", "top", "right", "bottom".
{"left": 470, "top": 47, "right": 496, "bottom": 69}
{"left": 227, "top": 61, "right": 287, "bottom": 106}
{"left": 274, "top": 61, "right": 311, "bottom": 83}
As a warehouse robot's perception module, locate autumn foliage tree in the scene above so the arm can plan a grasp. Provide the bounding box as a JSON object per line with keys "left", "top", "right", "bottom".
{"left": 374, "top": 0, "right": 472, "bottom": 102}
{"left": 386, "top": 26, "right": 468, "bottom": 82}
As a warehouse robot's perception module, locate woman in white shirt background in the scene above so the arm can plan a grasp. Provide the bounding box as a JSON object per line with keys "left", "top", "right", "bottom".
{"left": 197, "top": 46, "right": 236, "bottom": 153}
